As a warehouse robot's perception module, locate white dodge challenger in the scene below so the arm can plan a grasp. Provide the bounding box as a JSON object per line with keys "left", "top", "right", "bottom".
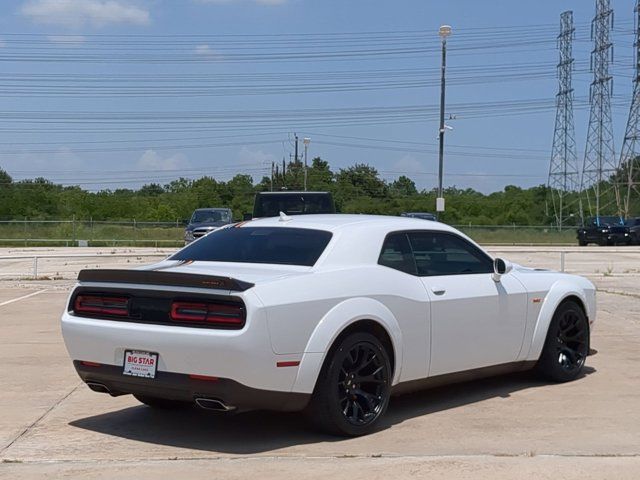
{"left": 61, "top": 214, "right": 595, "bottom": 436}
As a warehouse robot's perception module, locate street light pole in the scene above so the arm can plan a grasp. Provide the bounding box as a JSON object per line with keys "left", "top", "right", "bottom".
{"left": 303, "top": 137, "right": 310, "bottom": 191}
{"left": 437, "top": 25, "right": 451, "bottom": 218}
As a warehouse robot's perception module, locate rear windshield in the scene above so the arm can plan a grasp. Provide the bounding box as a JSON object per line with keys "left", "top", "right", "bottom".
{"left": 253, "top": 193, "right": 335, "bottom": 218}
{"left": 170, "top": 227, "right": 332, "bottom": 267}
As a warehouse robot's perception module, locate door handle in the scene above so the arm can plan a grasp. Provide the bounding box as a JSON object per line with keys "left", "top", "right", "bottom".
{"left": 431, "top": 286, "right": 446, "bottom": 295}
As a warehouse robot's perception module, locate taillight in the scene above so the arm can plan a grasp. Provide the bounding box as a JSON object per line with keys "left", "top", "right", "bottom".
{"left": 74, "top": 295, "right": 129, "bottom": 317}
{"left": 170, "top": 301, "right": 245, "bottom": 328}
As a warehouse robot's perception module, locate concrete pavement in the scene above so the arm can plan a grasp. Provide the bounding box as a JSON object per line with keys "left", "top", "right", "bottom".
{"left": 0, "top": 253, "right": 639, "bottom": 479}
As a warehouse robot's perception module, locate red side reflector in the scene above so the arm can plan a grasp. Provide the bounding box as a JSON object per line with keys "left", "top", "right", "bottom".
{"left": 74, "top": 295, "right": 129, "bottom": 317}
{"left": 189, "top": 374, "right": 219, "bottom": 382}
{"left": 81, "top": 361, "right": 101, "bottom": 367}
{"left": 276, "top": 361, "right": 300, "bottom": 368}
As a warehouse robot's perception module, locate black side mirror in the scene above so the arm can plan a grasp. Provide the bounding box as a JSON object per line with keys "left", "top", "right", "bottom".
{"left": 243, "top": 213, "right": 253, "bottom": 221}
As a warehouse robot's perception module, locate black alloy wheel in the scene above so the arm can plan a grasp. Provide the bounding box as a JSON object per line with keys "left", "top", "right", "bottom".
{"left": 555, "top": 309, "right": 588, "bottom": 374}
{"left": 308, "top": 332, "right": 391, "bottom": 436}
{"left": 338, "top": 342, "right": 388, "bottom": 426}
{"left": 536, "top": 300, "right": 589, "bottom": 382}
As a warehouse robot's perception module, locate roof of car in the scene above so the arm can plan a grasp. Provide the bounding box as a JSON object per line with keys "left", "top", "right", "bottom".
{"left": 242, "top": 213, "right": 456, "bottom": 233}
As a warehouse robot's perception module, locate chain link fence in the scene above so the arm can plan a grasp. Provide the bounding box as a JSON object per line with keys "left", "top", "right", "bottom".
{"left": 0, "top": 219, "right": 185, "bottom": 247}
{"left": 0, "top": 219, "right": 579, "bottom": 247}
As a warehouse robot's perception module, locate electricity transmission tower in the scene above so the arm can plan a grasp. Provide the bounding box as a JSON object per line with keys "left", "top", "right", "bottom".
{"left": 620, "top": 0, "right": 640, "bottom": 218}
{"left": 580, "top": 0, "right": 621, "bottom": 221}
{"left": 548, "top": 11, "right": 580, "bottom": 229}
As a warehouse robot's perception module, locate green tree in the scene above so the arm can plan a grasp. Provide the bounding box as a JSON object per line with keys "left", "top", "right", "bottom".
{"left": 390, "top": 175, "right": 418, "bottom": 197}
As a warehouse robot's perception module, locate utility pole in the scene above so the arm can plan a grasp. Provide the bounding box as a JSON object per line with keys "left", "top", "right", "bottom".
{"left": 437, "top": 25, "right": 451, "bottom": 217}
{"left": 580, "top": 0, "right": 620, "bottom": 221}
{"left": 548, "top": 11, "right": 580, "bottom": 230}
{"left": 270, "top": 161, "right": 274, "bottom": 191}
{"left": 303, "top": 137, "right": 310, "bottom": 191}
{"left": 620, "top": 0, "right": 640, "bottom": 218}
{"left": 282, "top": 158, "right": 286, "bottom": 189}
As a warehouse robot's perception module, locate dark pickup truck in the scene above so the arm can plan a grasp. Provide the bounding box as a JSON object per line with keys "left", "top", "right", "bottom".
{"left": 577, "top": 216, "right": 631, "bottom": 246}
{"left": 248, "top": 191, "right": 336, "bottom": 219}
{"left": 184, "top": 208, "right": 233, "bottom": 245}
{"left": 626, "top": 217, "right": 640, "bottom": 245}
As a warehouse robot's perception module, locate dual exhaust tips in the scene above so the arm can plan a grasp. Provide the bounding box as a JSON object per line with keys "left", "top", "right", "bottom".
{"left": 86, "top": 382, "right": 236, "bottom": 412}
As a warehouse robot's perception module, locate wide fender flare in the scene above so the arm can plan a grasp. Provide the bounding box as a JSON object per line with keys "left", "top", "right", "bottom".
{"left": 525, "top": 280, "right": 591, "bottom": 361}
{"left": 291, "top": 297, "right": 403, "bottom": 394}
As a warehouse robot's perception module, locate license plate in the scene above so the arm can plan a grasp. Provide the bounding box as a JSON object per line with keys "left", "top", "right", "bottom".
{"left": 123, "top": 350, "right": 158, "bottom": 378}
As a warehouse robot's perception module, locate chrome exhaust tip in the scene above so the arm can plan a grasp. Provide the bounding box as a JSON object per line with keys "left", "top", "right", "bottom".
{"left": 194, "top": 397, "right": 236, "bottom": 412}
{"left": 86, "top": 382, "right": 111, "bottom": 394}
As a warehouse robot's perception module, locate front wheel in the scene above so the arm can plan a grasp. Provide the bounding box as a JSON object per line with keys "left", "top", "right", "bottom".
{"left": 536, "top": 301, "right": 589, "bottom": 382}
{"left": 307, "top": 332, "right": 391, "bottom": 436}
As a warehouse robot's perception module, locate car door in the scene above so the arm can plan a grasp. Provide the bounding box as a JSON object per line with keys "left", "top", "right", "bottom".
{"left": 407, "top": 231, "right": 528, "bottom": 377}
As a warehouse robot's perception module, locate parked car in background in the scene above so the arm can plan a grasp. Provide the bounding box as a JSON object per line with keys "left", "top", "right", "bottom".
{"left": 248, "top": 191, "right": 335, "bottom": 219}
{"left": 184, "top": 208, "right": 233, "bottom": 244}
{"left": 626, "top": 217, "right": 640, "bottom": 244}
{"left": 577, "top": 216, "right": 630, "bottom": 246}
{"left": 62, "top": 214, "right": 595, "bottom": 436}
{"left": 400, "top": 212, "right": 437, "bottom": 221}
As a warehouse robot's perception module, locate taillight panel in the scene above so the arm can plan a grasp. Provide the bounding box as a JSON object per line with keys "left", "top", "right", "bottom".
{"left": 74, "top": 295, "right": 129, "bottom": 317}
{"left": 70, "top": 289, "right": 246, "bottom": 330}
{"left": 170, "top": 301, "right": 245, "bottom": 328}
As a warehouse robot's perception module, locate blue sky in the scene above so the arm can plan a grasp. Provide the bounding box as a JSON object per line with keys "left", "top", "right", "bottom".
{"left": 0, "top": 0, "right": 636, "bottom": 193}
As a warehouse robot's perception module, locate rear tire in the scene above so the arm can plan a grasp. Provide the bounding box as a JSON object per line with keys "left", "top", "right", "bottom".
{"left": 536, "top": 300, "right": 589, "bottom": 383}
{"left": 134, "top": 394, "right": 190, "bottom": 409}
{"left": 578, "top": 240, "right": 587, "bottom": 246}
{"left": 307, "top": 332, "right": 391, "bottom": 436}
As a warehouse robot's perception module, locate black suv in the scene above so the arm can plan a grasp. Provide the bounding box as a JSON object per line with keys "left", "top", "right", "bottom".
{"left": 184, "top": 208, "right": 233, "bottom": 244}
{"left": 249, "top": 191, "right": 335, "bottom": 219}
{"left": 577, "top": 216, "right": 631, "bottom": 246}
{"left": 626, "top": 217, "right": 640, "bottom": 245}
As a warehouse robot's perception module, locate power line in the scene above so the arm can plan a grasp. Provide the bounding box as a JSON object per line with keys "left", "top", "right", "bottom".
{"left": 548, "top": 11, "right": 581, "bottom": 229}
{"left": 579, "top": 0, "right": 621, "bottom": 219}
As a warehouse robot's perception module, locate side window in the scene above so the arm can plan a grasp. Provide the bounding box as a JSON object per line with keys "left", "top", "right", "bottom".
{"left": 407, "top": 232, "right": 493, "bottom": 277}
{"left": 378, "top": 233, "right": 417, "bottom": 275}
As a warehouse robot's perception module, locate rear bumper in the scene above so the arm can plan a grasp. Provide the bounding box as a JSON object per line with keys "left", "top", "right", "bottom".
{"left": 74, "top": 361, "right": 310, "bottom": 412}
{"left": 61, "top": 308, "right": 304, "bottom": 395}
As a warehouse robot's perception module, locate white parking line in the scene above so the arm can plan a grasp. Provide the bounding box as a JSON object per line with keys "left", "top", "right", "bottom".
{"left": 0, "top": 289, "right": 48, "bottom": 308}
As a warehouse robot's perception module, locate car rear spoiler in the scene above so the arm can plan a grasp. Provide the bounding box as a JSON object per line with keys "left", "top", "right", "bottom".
{"left": 77, "top": 269, "right": 254, "bottom": 292}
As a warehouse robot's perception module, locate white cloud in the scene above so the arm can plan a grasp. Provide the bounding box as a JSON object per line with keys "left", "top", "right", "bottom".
{"left": 237, "top": 146, "right": 276, "bottom": 166}
{"left": 195, "top": 0, "right": 287, "bottom": 5}
{"left": 194, "top": 44, "right": 223, "bottom": 60}
{"left": 3, "top": 147, "right": 84, "bottom": 179}
{"left": 21, "top": 0, "right": 150, "bottom": 28}
{"left": 391, "top": 154, "right": 424, "bottom": 175}
{"left": 47, "top": 35, "right": 86, "bottom": 45}
{"left": 388, "top": 154, "right": 432, "bottom": 191}
{"left": 137, "top": 150, "right": 190, "bottom": 171}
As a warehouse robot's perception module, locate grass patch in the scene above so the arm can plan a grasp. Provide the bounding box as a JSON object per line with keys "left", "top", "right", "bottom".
{"left": 0, "top": 222, "right": 578, "bottom": 247}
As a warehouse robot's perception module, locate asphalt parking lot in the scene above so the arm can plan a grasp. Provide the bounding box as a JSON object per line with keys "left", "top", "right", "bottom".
{"left": 1, "top": 248, "right": 639, "bottom": 479}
